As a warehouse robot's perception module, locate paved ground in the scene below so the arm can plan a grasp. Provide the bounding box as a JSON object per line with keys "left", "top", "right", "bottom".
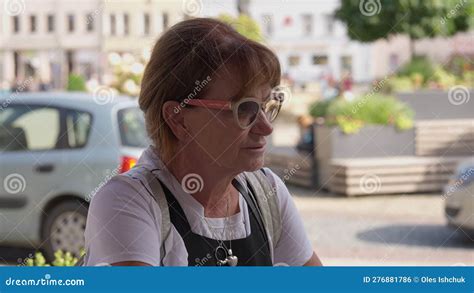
{"left": 289, "top": 185, "right": 473, "bottom": 266}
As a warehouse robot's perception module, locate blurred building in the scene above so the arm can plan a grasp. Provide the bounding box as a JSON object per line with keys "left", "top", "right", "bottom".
{"left": 205, "top": 0, "right": 474, "bottom": 85}
{"left": 202, "top": 0, "right": 371, "bottom": 85}
{"left": 251, "top": 0, "right": 372, "bottom": 85}
{"left": 0, "top": 0, "right": 101, "bottom": 89}
{"left": 370, "top": 32, "right": 474, "bottom": 79}
{"left": 0, "top": 0, "right": 471, "bottom": 90}
{"left": 0, "top": 0, "right": 182, "bottom": 90}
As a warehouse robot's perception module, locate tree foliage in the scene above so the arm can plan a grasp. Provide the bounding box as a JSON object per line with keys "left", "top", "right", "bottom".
{"left": 335, "top": 0, "right": 473, "bottom": 42}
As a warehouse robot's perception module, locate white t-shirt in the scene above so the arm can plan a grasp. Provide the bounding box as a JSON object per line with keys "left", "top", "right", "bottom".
{"left": 84, "top": 146, "right": 313, "bottom": 266}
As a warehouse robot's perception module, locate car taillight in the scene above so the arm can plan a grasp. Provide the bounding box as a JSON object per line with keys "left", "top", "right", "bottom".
{"left": 119, "top": 156, "right": 137, "bottom": 173}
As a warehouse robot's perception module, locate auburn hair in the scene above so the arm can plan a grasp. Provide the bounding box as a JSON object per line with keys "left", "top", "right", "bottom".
{"left": 139, "top": 17, "right": 281, "bottom": 163}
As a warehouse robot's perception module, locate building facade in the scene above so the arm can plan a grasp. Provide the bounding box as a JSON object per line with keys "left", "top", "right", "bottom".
{"left": 0, "top": 0, "right": 182, "bottom": 90}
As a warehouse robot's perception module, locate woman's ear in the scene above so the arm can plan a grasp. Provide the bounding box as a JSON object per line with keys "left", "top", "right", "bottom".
{"left": 162, "top": 101, "right": 190, "bottom": 142}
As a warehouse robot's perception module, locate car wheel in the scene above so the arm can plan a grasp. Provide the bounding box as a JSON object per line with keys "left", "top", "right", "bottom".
{"left": 41, "top": 200, "right": 88, "bottom": 262}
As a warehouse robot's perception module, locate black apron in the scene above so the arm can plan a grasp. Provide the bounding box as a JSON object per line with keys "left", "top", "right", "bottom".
{"left": 158, "top": 176, "right": 273, "bottom": 266}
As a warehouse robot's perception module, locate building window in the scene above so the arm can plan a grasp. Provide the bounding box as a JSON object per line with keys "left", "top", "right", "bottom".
{"left": 30, "top": 15, "right": 37, "bottom": 33}
{"left": 110, "top": 14, "right": 116, "bottom": 35}
{"left": 12, "top": 16, "right": 20, "bottom": 33}
{"left": 325, "top": 14, "right": 334, "bottom": 35}
{"left": 144, "top": 13, "right": 150, "bottom": 35}
{"left": 67, "top": 14, "right": 75, "bottom": 32}
{"left": 312, "top": 55, "right": 328, "bottom": 65}
{"left": 86, "top": 13, "right": 94, "bottom": 32}
{"left": 47, "top": 14, "right": 55, "bottom": 33}
{"left": 342, "top": 56, "right": 352, "bottom": 72}
{"left": 162, "top": 12, "right": 169, "bottom": 30}
{"left": 301, "top": 14, "right": 313, "bottom": 36}
{"left": 124, "top": 13, "right": 130, "bottom": 35}
{"left": 288, "top": 56, "right": 301, "bottom": 67}
{"left": 262, "top": 14, "right": 273, "bottom": 36}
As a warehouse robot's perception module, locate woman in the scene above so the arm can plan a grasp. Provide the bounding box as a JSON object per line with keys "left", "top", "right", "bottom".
{"left": 84, "top": 18, "right": 322, "bottom": 266}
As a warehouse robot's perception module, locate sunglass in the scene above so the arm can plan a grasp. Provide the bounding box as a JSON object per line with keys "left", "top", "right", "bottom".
{"left": 185, "top": 94, "right": 283, "bottom": 129}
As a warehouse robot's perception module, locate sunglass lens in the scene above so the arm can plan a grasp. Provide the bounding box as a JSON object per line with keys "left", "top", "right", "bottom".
{"left": 237, "top": 101, "right": 260, "bottom": 127}
{"left": 265, "top": 100, "right": 281, "bottom": 122}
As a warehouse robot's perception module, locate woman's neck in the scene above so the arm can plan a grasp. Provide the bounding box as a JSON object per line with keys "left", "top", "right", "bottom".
{"left": 161, "top": 147, "right": 241, "bottom": 218}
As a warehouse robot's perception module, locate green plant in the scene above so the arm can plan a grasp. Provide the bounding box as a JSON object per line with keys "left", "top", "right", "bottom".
{"left": 23, "top": 252, "right": 50, "bottom": 266}
{"left": 310, "top": 94, "right": 414, "bottom": 134}
{"left": 218, "top": 14, "right": 264, "bottom": 42}
{"left": 309, "top": 99, "right": 332, "bottom": 118}
{"left": 431, "top": 65, "right": 458, "bottom": 89}
{"left": 67, "top": 74, "right": 87, "bottom": 91}
{"left": 462, "top": 71, "right": 474, "bottom": 86}
{"left": 333, "top": 116, "right": 364, "bottom": 134}
{"left": 398, "top": 56, "right": 434, "bottom": 85}
{"left": 22, "top": 249, "right": 84, "bottom": 267}
{"left": 387, "top": 76, "right": 414, "bottom": 93}
{"left": 446, "top": 55, "right": 473, "bottom": 77}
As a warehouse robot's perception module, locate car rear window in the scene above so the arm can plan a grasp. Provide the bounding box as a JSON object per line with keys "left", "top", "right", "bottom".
{"left": 117, "top": 107, "right": 149, "bottom": 148}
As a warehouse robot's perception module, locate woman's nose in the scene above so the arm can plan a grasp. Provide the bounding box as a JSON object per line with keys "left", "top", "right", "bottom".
{"left": 250, "top": 110, "right": 273, "bottom": 136}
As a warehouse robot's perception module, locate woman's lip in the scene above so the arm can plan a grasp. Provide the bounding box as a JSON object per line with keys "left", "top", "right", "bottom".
{"left": 243, "top": 145, "right": 266, "bottom": 150}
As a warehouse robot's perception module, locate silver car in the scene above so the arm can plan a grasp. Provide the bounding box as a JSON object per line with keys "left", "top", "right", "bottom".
{"left": 444, "top": 158, "right": 474, "bottom": 238}
{"left": 0, "top": 92, "right": 148, "bottom": 261}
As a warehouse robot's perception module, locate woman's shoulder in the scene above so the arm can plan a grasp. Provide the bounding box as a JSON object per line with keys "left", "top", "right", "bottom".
{"left": 84, "top": 172, "right": 163, "bottom": 266}
{"left": 259, "top": 167, "right": 304, "bottom": 219}
{"left": 88, "top": 173, "right": 159, "bottom": 220}
{"left": 257, "top": 167, "right": 292, "bottom": 210}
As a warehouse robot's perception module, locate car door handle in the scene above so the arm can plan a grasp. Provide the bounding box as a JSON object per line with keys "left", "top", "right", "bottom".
{"left": 34, "top": 164, "right": 55, "bottom": 173}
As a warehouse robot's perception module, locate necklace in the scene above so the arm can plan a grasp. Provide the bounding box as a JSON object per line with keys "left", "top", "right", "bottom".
{"left": 202, "top": 195, "right": 238, "bottom": 266}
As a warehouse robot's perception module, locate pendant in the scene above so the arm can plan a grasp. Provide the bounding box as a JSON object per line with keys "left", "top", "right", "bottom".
{"left": 225, "top": 249, "right": 238, "bottom": 267}
{"left": 215, "top": 245, "right": 228, "bottom": 266}
{"left": 215, "top": 246, "right": 238, "bottom": 266}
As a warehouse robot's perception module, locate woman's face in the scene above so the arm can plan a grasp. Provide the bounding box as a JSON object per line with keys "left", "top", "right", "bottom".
{"left": 182, "top": 69, "right": 274, "bottom": 173}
